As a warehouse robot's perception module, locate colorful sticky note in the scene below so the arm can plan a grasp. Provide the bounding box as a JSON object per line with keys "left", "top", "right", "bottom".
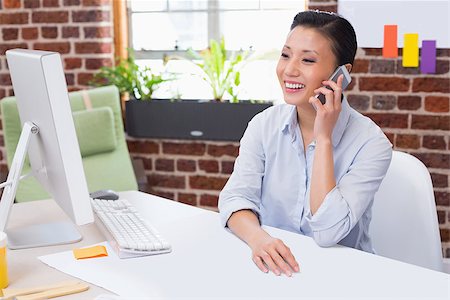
{"left": 383, "top": 25, "right": 398, "bottom": 58}
{"left": 73, "top": 245, "right": 108, "bottom": 260}
{"left": 403, "top": 33, "right": 419, "bottom": 67}
{"left": 420, "top": 40, "right": 436, "bottom": 74}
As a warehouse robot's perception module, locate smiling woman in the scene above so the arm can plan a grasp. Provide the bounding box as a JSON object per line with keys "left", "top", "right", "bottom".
{"left": 218, "top": 10, "right": 393, "bottom": 277}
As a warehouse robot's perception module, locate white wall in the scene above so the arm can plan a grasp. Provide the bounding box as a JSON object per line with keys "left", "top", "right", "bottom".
{"left": 338, "top": 0, "right": 450, "bottom": 48}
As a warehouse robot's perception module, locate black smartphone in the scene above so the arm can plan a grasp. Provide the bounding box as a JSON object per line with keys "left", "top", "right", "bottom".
{"left": 316, "top": 65, "right": 352, "bottom": 105}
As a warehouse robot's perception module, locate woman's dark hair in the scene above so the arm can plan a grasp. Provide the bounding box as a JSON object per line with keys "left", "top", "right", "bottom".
{"left": 290, "top": 10, "right": 357, "bottom": 67}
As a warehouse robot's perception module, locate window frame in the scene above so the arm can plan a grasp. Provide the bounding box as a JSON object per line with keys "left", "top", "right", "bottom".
{"left": 120, "top": 1, "right": 307, "bottom": 102}
{"left": 127, "top": 0, "right": 307, "bottom": 59}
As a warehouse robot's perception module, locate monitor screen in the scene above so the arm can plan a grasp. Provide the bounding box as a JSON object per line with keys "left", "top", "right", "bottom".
{"left": 0, "top": 49, "right": 94, "bottom": 249}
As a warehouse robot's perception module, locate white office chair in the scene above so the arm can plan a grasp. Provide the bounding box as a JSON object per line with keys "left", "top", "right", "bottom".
{"left": 370, "top": 151, "right": 443, "bottom": 272}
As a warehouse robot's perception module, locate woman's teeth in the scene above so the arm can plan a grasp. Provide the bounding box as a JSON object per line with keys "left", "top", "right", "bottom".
{"left": 285, "top": 82, "right": 305, "bottom": 89}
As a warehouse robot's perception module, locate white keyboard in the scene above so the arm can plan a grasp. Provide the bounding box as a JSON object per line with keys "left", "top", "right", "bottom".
{"left": 91, "top": 198, "right": 171, "bottom": 259}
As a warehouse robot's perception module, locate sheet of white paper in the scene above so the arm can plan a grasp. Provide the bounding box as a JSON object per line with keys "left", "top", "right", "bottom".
{"left": 38, "top": 212, "right": 260, "bottom": 299}
{"left": 38, "top": 242, "right": 168, "bottom": 297}
{"left": 37, "top": 213, "right": 297, "bottom": 299}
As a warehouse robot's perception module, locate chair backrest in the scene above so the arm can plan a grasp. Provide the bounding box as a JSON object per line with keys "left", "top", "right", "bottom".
{"left": 1, "top": 85, "right": 138, "bottom": 202}
{"left": 370, "top": 151, "right": 443, "bottom": 272}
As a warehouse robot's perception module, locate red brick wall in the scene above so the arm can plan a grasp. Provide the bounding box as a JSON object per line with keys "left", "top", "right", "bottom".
{"left": 0, "top": 0, "right": 114, "bottom": 176}
{"left": 129, "top": 139, "right": 238, "bottom": 209}
{"left": 0, "top": 0, "right": 449, "bottom": 257}
{"left": 0, "top": 0, "right": 113, "bottom": 100}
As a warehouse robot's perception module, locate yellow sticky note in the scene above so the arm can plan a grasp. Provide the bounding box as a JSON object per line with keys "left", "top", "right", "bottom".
{"left": 403, "top": 33, "right": 419, "bottom": 67}
{"left": 73, "top": 245, "right": 108, "bottom": 260}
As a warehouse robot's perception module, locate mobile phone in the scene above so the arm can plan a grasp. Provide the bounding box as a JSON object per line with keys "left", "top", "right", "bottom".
{"left": 316, "top": 65, "right": 351, "bottom": 105}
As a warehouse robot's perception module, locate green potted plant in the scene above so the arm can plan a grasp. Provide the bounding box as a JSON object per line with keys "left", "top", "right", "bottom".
{"left": 90, "top": 50, "right": 171, "bottom": 101}
{"left": 186, "top": 37, "right": 246, "bottom": 103}
{"left": 98, "top": 39, "right": 272, "bottom": 141}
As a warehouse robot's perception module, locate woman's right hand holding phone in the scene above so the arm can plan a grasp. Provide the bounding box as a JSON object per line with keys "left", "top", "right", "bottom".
{"left": 309, "top": 74, "right": 344, "bottom": 142}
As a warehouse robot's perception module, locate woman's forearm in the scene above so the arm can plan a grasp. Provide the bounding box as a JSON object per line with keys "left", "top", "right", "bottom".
{"left": 310, "top": 138, "right": 336, "bottom": 215}
{"left": 227, "top": 210, "right": 269, "bottom": 247}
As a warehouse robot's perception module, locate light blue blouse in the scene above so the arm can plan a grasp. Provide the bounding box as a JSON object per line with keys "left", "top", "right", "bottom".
{"left": 218, "top": 98, "right": 393, "bottom": 252}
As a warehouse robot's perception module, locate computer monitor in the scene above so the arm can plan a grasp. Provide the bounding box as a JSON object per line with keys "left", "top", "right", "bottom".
{"left": 0, "top": 49, "right": 94, "bottom": 249}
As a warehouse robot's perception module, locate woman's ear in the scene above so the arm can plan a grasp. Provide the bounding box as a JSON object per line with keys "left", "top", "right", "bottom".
{"left": 344, "top": 63, "right": 352, "bottom": 73}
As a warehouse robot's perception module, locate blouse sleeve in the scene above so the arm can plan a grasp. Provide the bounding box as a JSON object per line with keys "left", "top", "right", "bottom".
{"left": 218, "top": 115, "right": 265, "bottom": 228}
{"left": 305, "top": 131, "right": 393, "bottom": 247}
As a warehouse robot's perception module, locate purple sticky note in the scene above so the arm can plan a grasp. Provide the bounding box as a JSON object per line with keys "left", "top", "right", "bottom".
{"left": 421, "top": 40, "right": 436, "bottom": 74}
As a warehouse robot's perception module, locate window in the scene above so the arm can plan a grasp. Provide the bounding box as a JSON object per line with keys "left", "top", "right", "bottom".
{"left": 128, "top": 0, "right": 306, "bottom": 101}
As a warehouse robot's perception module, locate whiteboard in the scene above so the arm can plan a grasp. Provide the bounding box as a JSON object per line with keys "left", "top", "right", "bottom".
{"left": 338, "top": 0, "right": 450, "bottom": 48}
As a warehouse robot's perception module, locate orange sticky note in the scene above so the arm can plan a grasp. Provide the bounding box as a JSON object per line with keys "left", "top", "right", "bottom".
{"left": 383, "top": 25, "right": 398, "bottom": 58}
{"left": 403, "top": 33, "right": 419, "bottom": 67}
{"left": 73, "top": 245, "right": 108, "bottom": 260}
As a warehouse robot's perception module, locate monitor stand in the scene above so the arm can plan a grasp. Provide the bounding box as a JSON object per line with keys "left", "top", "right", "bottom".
{"left": 7, "top": 222, "right": 81, "bottom": 249}
{"left": 0, "top": 122, "right": 82, "bottom": 249}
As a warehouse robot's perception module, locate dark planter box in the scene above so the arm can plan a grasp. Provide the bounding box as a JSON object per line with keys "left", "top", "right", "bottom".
{"left": 125, "top": 99, "right": 272, "bottom": 141}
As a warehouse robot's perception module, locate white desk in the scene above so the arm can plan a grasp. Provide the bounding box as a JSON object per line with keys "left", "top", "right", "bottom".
{"left": 6, "top": 191, "right": 450, "bottom": 299}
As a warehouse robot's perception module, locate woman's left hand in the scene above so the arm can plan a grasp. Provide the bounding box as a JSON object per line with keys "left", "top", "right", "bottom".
{"left": 308, "top": 74, "right": 344, "bottom": 142}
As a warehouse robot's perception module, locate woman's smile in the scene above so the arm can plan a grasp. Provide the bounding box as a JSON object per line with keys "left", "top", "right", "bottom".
{"left": 284, "top": 80, "right": 306, "bottom": 93}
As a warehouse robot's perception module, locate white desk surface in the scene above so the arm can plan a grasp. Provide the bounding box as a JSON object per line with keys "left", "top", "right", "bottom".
{"left": 6, "top": 191, "right": 450, "bottom": 299}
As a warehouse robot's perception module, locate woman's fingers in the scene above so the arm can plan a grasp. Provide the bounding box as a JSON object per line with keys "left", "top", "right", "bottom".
{"left": 269, "top": 248, "right": 293, "bottom": 276}
{"left": 252, "top": 241, "right": 300, "bottom": 276}
{"left": 314, "top": 86, "right": 335, "bottom": 109}
{"left": 252, "top": 255, "right": 268, "bottom": 273}
{"left": 309, "top": 95, "right": 324, "bottom": 112}
{"left": 277, "top": 244, "right": 300, "bottom": 273}
{"left": 250, "top": 234, "right": 299, "bottom": 276}
{"left": 322, "top": 74, "right": 344, "bottom": 107}
{"left": 259, "top": 251, "right": 281, "bottom": 275}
